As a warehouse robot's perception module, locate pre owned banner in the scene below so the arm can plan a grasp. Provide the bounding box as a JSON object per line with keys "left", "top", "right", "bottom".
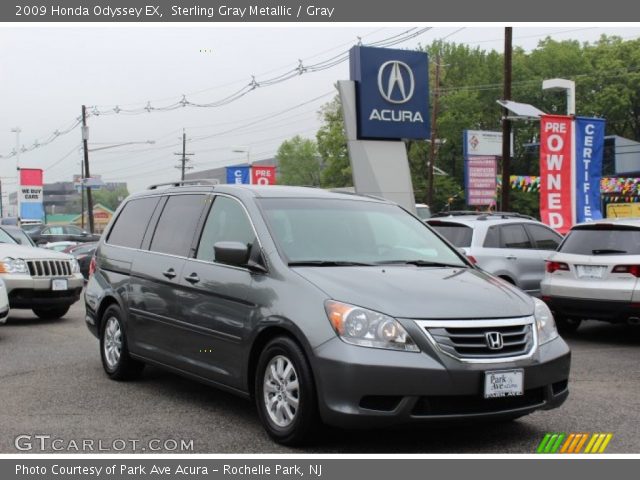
{"left": 18, "top": 168, "right": 45, "bottom": 221}
{"left": 574, "top": 116, "right": 605, "bottom": 223}
{"left": 251, "top": 166, "right": 277, "bottom": 185}
{"left": 539, "top": 115, "right": 573, "bottom": 234}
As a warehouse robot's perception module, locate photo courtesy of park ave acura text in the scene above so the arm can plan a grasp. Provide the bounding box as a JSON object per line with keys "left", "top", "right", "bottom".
{"left": 1, "top": 8, "right": 640, "bottom": 457}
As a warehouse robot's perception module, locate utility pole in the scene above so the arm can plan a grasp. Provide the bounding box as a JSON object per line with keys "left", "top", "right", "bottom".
{"left": 81, "top": 105, "right": 94, "bottom": 233}
{"left": 501, "top": 27, "right": 513, "bottom": 212}
{"left": 175, "top": 129, "right": 194, "bottom": 181}
{"left": 80, "top": 161, "right": 85, "bottom": 229}
{"left": 0, "top": 180, "right": 3, "bottom": 218}
{"left": 427, "top": 52, "right": 442, "bottom": 207}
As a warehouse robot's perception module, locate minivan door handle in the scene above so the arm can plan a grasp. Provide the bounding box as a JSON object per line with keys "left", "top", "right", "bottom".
{"left": 162, "top": 268, "right": 177, "bottom": 279}
{"left": 506, "top": 255, "right": 518, "bottom": 261}
{"left": 185, "top": 273, "right": 200, "bottom": 284}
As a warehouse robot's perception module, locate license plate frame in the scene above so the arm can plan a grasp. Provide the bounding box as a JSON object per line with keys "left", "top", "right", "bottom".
{"left": 51, "top": 279, "right": 68, "bottom": 291}
{"left": 484, "top": 369, "right": 524, "bottom": 398}
{"left": 576, "top": 265, "right": 606, "bottom": 279}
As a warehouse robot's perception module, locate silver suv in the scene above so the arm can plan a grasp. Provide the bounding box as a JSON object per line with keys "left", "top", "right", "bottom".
{"left": 428, "top": 212, "right": 563, "bottom": 296}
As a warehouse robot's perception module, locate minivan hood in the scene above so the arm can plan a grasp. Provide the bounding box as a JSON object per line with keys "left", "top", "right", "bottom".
{"left": 293, "top": 266, "right": 534, "bottom": 319}
{"left": 0, "top": 244, "right": 72, "bottom": 260}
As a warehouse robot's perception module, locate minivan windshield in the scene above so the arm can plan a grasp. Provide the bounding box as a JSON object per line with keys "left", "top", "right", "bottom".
{"left": 259, "top": 198, "right": 467, "bottom": 267}
{"left": 559, "top": 225, "right": 640, "bottom": 255}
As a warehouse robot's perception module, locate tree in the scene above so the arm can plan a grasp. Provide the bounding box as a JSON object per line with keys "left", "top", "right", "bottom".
{"left": 91, "top": 185, "right": 129, "bottom": 212}
{"left": 316, "top": 96, "right": 352, "bottom": 188}
{"left": 276, "top": 135, "right": 321, "bottom": 186}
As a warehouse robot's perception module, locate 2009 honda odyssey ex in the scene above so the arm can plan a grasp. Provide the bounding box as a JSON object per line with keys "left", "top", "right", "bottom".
{"left": 85, "top": 182, "right": 570, "bottom": 445}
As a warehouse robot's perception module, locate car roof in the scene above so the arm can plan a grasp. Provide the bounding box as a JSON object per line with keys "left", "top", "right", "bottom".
{"left": 428, "top": 214, "right": 540, "bottom": 226}
{"left": 571, "top": 218, "right": 640, "bottom": 229}
{"left": 128, "top": 183, "right": 390, "bottom": 204}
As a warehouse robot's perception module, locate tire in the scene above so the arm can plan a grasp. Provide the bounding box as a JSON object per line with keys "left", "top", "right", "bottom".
{"left": 555, "top": 316, "right": 582, "bottom": 334}
{"left": 255, "top": 336, "right": 320, "bottom": 446}
{"left": 32, "top": 306, "right": 70, "bottom": 320}
{"left": 99, "top": 305, "right": 144, "bottom": 380}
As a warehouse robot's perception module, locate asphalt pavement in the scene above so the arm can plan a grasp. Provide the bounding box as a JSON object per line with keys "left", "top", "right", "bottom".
{"left": 1, "top": 299, "right": 639, "bottom": 453}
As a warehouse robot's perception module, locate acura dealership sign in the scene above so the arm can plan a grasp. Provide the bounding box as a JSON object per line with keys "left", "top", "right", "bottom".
{"left": 350, "top": 46, "right": 429, "bottom": 140}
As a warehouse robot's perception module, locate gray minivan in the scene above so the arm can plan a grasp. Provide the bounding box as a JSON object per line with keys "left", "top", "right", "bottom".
{"left": 85, "top": 182, "right": 570, "bottom": 445}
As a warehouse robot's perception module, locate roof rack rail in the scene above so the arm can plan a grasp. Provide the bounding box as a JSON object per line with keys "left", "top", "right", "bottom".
{"left": 147, "top": 179, "right": 219, "bottom": 190}
{"left": 328, "top": 189, "right": 389, "bottom": 202}
{"left": 431, "top": 210, "right": 536, "bottom": 221}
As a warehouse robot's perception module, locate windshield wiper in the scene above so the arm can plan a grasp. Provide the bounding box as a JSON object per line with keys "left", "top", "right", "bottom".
{"left": 375, "top": 260, "right": 464, "bottom": 268}
{"left": 288, "top": 260, "right": 377, "bottom": 267}
{"left": 592, "top": 249, "right": 627, "bottom": 255}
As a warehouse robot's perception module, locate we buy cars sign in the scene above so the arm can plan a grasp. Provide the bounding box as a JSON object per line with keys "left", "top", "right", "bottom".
{"left": 540, "top": 115, "right": 574, "bottom": 234}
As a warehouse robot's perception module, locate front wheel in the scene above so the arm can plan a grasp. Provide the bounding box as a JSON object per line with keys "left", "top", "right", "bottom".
{"left": 556, "top": 316, "right": 582, "bottom": 334}
{"left": 32, "top": 306, "right": 70, "bottom": 320}
{"left": 255, "top": 336, "right": 320, "bottom": 446}
{"left": 100, "top": 305, "right": 144, "bottom": 380}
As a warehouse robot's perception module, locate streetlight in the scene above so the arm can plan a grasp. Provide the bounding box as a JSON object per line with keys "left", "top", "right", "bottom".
{"left": 88, "top": 140, "right": 155, "bottom": 152}
{"left": 542, "top": 78, "right": 576, "bottom": 116}
{"left": 232, "top": 146, "right": 251, "bottom": 165}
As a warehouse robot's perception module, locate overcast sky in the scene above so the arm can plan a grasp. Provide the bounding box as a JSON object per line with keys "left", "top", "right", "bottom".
{"left": 2, "top": 25, "right": 640, "bottom": 203}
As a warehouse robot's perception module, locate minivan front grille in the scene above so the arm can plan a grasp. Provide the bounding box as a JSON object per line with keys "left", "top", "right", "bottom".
{"left": 415, "top": 317, "right": 536, "bottom": 361}
{"left": 26, "top": 260, "right": 72, "bottom": 278}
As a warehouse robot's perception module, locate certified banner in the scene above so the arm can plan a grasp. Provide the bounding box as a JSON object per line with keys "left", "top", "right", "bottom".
{"left": 225, "top": 165, "right": 251, "bottom": 184}
{"left": 574, "top": 117, "right": 605, "bottom": 223}
{"left": 539, "top": 115, "right": 573, "bottom": 234}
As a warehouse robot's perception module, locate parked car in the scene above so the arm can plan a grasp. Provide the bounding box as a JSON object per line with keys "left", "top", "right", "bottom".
{"left": 415, "top": 203, "right": 431, "bottom": 220}
{"left": 42, "top": 241, "right": 78, "bottom": 252}
{"left": 64, "top": 242, "right": 97, "bottom": 279}
{"left": 0, "top": 225, "right": 37, "bottom": 247}
{"left": 0, "top": 279, "right": 9, "bottom": 324}
{"left": 541, "top": 218, "right": 640, "bottom": 333}
{"left": 85, "top": 184, "right": 570, "bottom": 445}
{"left": 427, "top": 212, "right": 563, "bottom": 296}
{"left": 0, "top": 242, "right": 84, "bottom": 319}
{"left": 27, "top": 224, "right": 100, "bottom": 246}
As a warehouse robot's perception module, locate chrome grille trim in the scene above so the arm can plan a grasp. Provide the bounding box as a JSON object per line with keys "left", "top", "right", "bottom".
{"left": 26, "top": 259, "right": 73, "bottom": 278}
{"left": 414, "top": 316, "right": 537, "bottom": 364}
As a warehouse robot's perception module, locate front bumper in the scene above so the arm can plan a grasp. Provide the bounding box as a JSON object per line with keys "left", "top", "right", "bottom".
{"left": 3, "top": 274, "right": 85, "bottom": 309}
{"left": 312, "top": 333, "right": 570, "bottom": 428}
{"left": 543, "top": 295, "right": 640, "bottom": 323}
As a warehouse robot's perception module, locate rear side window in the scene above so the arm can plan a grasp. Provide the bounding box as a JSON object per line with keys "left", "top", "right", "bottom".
{"left": 430, "top": 222, "right": 473, "bottom": 247}
{"left": 525, "top": 224, "right": 562, "bottom": 250}
{"left": 559, "top": 226, "right": 640, "bottom": 255}
{"left": 150, "top": 194, "right": 207, "bottom": 257}
{"left": 499, "top": 224, "right": 532, "bottom": 249}
{"left": 196, "top": 196, "right": 255, "bottom": 262}
{"left": 483, "top": 226, "right": 499, "bottom": 248}
{"left": 107, "top": 197, "right": 160, "bottom": 249}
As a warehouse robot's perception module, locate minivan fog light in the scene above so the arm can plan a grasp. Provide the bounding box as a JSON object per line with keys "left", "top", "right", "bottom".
{"left": 325, "top": 300, "right": 419, "bottom": 352}
{"left": 534, "top": 297, "right": 559, "bottom": 345}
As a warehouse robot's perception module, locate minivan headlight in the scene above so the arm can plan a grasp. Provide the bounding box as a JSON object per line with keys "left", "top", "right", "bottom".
{"left": 534, "top": 297, "right": 559, "bottom": 345}
{"left": 69, "top": 257, "right": 80, "bottom": 274}
{"left": 0, "top": 257, "right": 28, "bottom": 274}
{"left": 324, "top": 300, "right": 419, "bottom": 352}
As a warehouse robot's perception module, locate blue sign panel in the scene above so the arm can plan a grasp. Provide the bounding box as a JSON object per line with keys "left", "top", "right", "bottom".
{"left": 350, "top": 46, "right": 429, "bottom": 140}
{"left": 574, "top": 117, "right": 605, "bottom": 223}
{"left": 20, "top": 202, "right": 45, "bottom": 222}
{"left": 225, "top": 165, "right": 251, "bottom": 184}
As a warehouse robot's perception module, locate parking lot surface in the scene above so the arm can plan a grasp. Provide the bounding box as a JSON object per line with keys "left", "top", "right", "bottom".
{"left": 1, "top": 299, "right": 638, "bottom": 453}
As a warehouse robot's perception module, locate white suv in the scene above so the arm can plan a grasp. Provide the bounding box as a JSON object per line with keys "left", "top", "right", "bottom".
{"left": 428, "top": 212, "right": 563, "bottom": 296}
{"left": 541, "top": 218, "right": 640, "bottom": 333}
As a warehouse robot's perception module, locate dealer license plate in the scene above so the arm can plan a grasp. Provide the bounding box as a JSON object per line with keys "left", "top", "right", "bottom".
{"left": 51, "top": 279, "right": 68, "bottom": 291}
{"left": 484, "top": 369, "right": 524, "bottom": 398}
{"left": 576, "top": 265, "right": 606, "bottom": 279}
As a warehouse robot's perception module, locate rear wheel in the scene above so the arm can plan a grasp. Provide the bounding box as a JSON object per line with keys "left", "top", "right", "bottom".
{"left": 555, "top": 316, "right": 582, "bottom": 334}
{"left": 32, "top": 306, "right": 70, "bottom": 320}
{"left": 100, "top": 305, "right": 144, "bottom": 380}
{"left": 255, "top": 336, "right": 320, "bottom": 446}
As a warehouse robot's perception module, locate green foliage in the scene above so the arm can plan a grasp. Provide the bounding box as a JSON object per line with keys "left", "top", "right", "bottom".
{"left": 91, "top": 185, "right": 129, "bottom": 212}
{"left": 316, "top": 97, "right": 352, "bottom": 188}
{"left": 276, "top": 135, "right": 322, "bottom": 186}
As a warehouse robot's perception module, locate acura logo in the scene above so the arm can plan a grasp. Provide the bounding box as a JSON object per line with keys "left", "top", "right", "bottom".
{"left": 377, "top": 60, "right": 415, "bottom": 104}
{"left": 485, "top": 332, "right": 504, "bottom": 350}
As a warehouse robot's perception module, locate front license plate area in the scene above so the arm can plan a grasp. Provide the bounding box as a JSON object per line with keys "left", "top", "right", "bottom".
{"left": 51, "top": 279, "right": 68, "bottom": 291}
{"left": 484, "top": 369, "right": 524, "bottom": 398}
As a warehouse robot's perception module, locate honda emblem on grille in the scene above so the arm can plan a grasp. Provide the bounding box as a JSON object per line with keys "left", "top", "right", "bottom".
{"left": 485, "top": 332, "right": 504, "bottom": 350}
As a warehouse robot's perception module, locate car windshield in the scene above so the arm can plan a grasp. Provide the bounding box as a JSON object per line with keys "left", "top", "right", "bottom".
{"left": 259, "top": 198, "right": 466, "bottom": 267}
{"left": 7, "top": 229, "right": 35, "bottom": 247}
{"left": 0, "top": 229, "right": 18, "bottom": 245}
{"left": 559, "top": 225, "right": 640, "bottom": 255}
{"left": 429, "top": 222, "right": 473, "bottom": 247}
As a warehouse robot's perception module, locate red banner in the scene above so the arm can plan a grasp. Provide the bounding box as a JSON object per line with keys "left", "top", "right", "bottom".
{"left": 19, "top": 168, "right": 43, "bottom": 186}
{"left": 540, "top": 115, "right": 573, "bottom": 234}
{"left": 251, "top": 166, "right": 277, "bottom": 185}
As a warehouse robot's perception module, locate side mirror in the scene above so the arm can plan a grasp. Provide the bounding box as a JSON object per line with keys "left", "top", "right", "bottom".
{"left": 214, "top": 241, "right": 250, "bottom": 267}
{"left": 81, "top": 231, "right": 89, "bottom": 236}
